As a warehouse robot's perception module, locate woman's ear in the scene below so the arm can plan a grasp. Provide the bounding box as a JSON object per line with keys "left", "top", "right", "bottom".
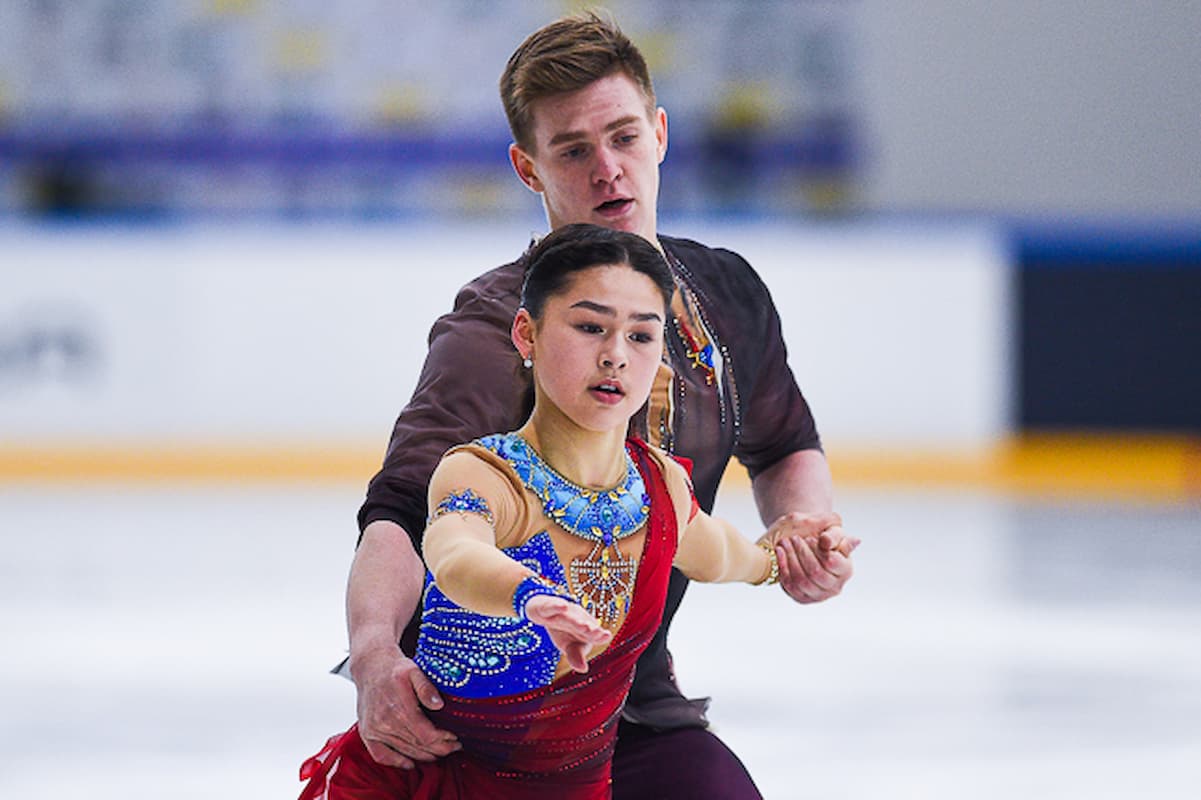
{"left": 511, "top": 308, "right": 536, "bottom": 360}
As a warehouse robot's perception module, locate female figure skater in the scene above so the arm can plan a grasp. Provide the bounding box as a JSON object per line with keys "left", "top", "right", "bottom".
{"left": 298, "top": 223, "right": 840, "bottom": 799}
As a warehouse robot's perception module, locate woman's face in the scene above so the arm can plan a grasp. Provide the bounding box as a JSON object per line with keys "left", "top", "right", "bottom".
{"left": 519, "top": 263, "right": 665, "bottom": 434}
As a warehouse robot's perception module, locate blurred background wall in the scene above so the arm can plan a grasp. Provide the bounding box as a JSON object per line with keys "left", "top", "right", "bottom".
{"left": 2, "top": 0, "right": 1199, "bottom": 494}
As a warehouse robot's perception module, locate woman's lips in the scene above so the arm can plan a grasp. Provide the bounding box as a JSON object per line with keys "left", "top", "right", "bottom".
{"left": 589, "top": 383, "right": 625, "bottom": 404}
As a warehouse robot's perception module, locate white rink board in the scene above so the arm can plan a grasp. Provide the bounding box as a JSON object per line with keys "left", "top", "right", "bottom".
{"left": 0, "top": 219, "right": 1009, "bottom": 450}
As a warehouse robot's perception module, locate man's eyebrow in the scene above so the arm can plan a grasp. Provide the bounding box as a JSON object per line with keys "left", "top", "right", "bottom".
{"left": 570, "top": 300, "right": 662, "bottom": 323}
{"left": 547, "top": 115, "right": 643, "bottom": 148}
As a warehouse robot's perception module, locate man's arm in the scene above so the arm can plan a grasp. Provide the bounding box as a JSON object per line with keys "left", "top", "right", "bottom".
{"left": 751, "top": 449, "right": 858, "bottom": 604}
{"left": 347, "top": 263, "right": 529, "bottom": 768}
{"left": 345, "top": 520, "right": 461, "bottom": 768}
{"left": 751, "top": 448, "right": 833, "bottom": 521}
{"left": 704, "top": 248, "right": 855, "bottom": 605}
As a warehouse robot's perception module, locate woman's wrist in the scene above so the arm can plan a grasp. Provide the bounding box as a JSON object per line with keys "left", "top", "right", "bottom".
{"left": 512, "top": 575, "right": 575, "bottom": 619}
{"left": 755, "top": 542, "right": 780, "bottom": 586}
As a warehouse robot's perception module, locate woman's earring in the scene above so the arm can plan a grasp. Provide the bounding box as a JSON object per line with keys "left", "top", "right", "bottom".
{"left": 523, "top": 356, "right": 533, "bottom": 369}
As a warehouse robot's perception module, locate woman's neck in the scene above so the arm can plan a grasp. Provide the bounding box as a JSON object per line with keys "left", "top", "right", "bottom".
{"left": 518, "top": 411, "right": 628, "bottom": 490}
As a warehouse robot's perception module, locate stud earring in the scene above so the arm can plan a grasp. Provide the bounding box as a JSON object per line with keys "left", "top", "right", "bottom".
{"left": 523, "top": 356, "right": 533, "bottom": 369}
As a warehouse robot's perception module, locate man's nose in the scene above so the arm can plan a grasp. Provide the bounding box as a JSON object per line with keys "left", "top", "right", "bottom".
{"left": 592, "top": 146, "right": 622, "bottom": 185}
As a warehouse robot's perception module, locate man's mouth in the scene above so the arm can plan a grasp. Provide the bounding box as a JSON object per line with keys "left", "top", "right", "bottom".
{"left": 595, "top": 198, "right": 633, "bottom": 215}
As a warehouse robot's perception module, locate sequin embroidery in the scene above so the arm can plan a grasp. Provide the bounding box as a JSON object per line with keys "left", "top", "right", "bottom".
{"left": 476, "top": 433, "right": 649, "bottom": 626}
{"left": 415, "top": 531, "right": 569, "bottom": 698}
{"left": 429, "top": 488, "right": 495, "bottom": 526}
{"left": 475, "top": 434, "right": 648, "bottom": 542}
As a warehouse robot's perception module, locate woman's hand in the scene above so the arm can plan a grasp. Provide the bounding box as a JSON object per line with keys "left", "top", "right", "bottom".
{"left": 524, "top": 596, "right": 612, "bottom": 672}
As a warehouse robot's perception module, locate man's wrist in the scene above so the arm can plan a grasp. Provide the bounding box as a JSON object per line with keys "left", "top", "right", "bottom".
{"left": 347, "top": 633, "right": 405, "bottom": 680}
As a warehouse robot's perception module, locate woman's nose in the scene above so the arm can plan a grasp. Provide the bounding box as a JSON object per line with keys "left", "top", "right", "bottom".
{"left": 599, "top": 342, "right": 627, "bottom": 369}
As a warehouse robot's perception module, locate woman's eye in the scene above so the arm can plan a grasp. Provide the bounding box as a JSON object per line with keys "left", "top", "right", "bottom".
{"left": 630, "top": 331, "right": 656, "bottom": 344}
{"left": 578, "top": 323, "right": 603, "bottom": 334}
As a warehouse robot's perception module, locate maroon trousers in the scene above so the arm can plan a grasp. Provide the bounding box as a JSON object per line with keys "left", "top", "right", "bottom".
{"left": 611, "top": 720, "right": 762, "bottom": 800}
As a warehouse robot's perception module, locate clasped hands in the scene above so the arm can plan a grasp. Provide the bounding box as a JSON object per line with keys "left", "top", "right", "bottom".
{"left": 758, "top": 510, "right": 859, "bottom": 604}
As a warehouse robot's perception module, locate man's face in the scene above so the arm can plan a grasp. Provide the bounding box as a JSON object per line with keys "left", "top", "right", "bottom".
{"left": 510, "top": 72, "right": 668, "bottom": 244}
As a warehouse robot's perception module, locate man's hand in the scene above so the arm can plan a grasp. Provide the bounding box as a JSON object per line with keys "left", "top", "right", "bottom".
{"left": 761, "top": 511, "right": 860, "bottom": 605}
{"left": 525, "top": 596, "right": 612, "bottom": 673}
{"left": 350, "top": 646, "right": 461, "bottom": 769}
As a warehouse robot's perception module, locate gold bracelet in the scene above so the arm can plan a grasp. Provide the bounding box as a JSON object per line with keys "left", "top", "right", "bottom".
{"left": 756, "top": 542, "right": 780, "bottom": 586}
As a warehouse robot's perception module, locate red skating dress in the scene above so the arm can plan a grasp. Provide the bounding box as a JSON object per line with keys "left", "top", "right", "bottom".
{"left": 298, "top": 438, "right": 680, "bottom": 799}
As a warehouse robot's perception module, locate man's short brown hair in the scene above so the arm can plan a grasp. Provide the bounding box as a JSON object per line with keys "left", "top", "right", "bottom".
{"left": 500, "top": 11, "right": 656, "bottom": 153}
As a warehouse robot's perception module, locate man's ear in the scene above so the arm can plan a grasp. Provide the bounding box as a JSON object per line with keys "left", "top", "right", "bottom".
{"left": 509, "top": 143, "right": 544, "bottom": 193}
{"left": 511, "top": 307, "right": 536, "bottom": 358}
{"left": 654, "top": 107, "right": 668, "bottom": 165}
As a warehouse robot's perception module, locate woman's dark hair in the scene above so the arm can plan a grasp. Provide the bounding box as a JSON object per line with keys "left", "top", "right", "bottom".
{"left": 520, "top": 224, "right": 674, "bottom": 319}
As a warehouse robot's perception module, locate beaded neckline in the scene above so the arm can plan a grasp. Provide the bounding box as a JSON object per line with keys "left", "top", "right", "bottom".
{"left": 476, "top": 433, "right": 649, "bottom": 546}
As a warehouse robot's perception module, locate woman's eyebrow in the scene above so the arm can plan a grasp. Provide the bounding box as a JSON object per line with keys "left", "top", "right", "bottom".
{"left": 570, "top": 300, "right": 662, "bottom": 323}
{"left": 570, "top": 299, "right": 616, "bottom": 316}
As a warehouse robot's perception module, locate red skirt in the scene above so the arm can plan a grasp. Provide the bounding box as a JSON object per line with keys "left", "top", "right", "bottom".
{"left": 298, "top": 724, "right": 612, "bottom": 800}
